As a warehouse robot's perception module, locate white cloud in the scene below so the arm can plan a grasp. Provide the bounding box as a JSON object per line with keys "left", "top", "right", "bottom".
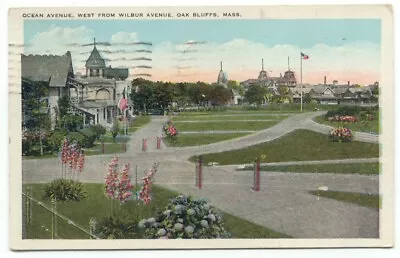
{"left": 22, "top": 26, "right": 381, "bottom": 84}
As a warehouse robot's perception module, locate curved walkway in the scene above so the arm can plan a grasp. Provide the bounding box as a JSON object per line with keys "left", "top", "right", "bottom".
{"left": 22, "top": 111, "right": 380, "bottom": 239}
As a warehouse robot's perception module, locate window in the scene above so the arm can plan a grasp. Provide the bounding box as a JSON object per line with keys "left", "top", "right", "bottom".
{"left": 96, "top": 69, "right": 99, "bottom": 77}
{"left": 103, "top": 108, "right": 106, "bottom": 119}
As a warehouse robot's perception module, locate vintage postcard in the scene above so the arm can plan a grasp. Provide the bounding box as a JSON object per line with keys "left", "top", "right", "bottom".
{"left": 9, "top": 5, "right": 394, "bottom": 250}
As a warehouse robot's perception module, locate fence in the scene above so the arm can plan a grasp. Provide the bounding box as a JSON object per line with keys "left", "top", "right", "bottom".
{"left": 22, "top": 187, "right": 99, "bottom": 239}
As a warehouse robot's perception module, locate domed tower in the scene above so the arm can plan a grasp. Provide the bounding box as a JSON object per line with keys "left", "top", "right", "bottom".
{"left": 85, "top": 38, "right": 106, "bottom": 77}
{"left": 217, "top": 61, "right": 227, "bottom": 85}
{"left": 282, "top": 56, "right": 297, "bottom": 87}
{"left": 258, "top": 58, "right": 268, "bottom": 82}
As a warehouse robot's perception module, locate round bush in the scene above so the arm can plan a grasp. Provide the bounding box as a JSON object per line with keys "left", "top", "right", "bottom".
{"left": 43, "top": 179, "right": 87, "bottom": 202}
{"left": 92, "top": 215, "right": 142, "bottom": 239}
{"left": 139, "top": 195, "right": 231, "bottom": 239}
{"left": 79, "top": 128, "right": 97, "bottom": 148}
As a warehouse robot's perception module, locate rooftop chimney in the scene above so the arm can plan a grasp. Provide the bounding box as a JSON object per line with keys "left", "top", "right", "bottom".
{"left": 324, "top": 76, "right": 326, "bottom": 86}
{"left": 348, "top": 81, "right": 350, "bottom": 86}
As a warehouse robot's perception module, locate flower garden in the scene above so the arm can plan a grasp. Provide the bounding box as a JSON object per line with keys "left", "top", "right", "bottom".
{"left": 314, "top": 106, "right": 379, "bottom": 134}
{"left": 24, "top": 137, "right": 289, "bottom": 239}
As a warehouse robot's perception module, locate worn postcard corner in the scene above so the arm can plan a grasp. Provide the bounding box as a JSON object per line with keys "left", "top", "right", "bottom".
{"left": 8, "top": 4, "right": 394, "bottom": 250}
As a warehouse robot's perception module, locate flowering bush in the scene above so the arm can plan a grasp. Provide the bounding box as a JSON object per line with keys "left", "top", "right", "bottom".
{"left": 163, "top": 120, "right": 178, "bottom": 140}
{"left": 136, "top": 164, "right": 158, "bottom": 205}
{"left": 60, "top": 138, "right": 85, "bottom": 180}
{"left": 327, "top": 115, "right": 358, "bottom": 123}
{"left": 104, "top": 156, "right": 133, "bottom": 203}
{"left": 329, "top": 127, "right": 353, "bottom": 142}
{"left": 139, "top": 195, "right": 231, "bottom": 239}
{"left": 22, "top": 130, "right": 52, "bottom": 156}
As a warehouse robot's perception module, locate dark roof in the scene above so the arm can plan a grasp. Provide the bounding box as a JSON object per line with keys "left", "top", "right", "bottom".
{"left": 104, "top": 67, "right": 129, "bottom": 80}
{"left": 85, "top": 47, "right": 106, "bottom": 68}
{"left": 21, "top": 51, "right": 73, "bottom": 87}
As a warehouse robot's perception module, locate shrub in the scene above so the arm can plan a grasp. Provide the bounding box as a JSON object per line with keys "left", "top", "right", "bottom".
{"left": 92, "top": 215, "right": 142, "bottom": 239}
{"left": 62, "top": 114, "right": 84, "bottom": 131}
{"left": 139, "top": 195, "right": 231, "bottom": 239}
{"left": 48, "top": 129, "right": 67, "bottom": 152}
{"left": 43, "top": 179, "right": 87, "bottom": 202}
{"left": 90, "top": 124, "right": 106, "bottom": 139}
{"left": 79, "top": 128, "right": 97, "bottom": 148}
{"left": 111, "top": 118, "right": 120, "bottom": 141}
{"left": 329, "top": 127, "right": 353, "bottom": 142}
{"left": 67, "top": 132, "right": 85, "bottom": 146}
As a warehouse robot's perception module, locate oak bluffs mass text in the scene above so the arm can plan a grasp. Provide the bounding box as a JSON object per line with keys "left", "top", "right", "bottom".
{"left": 22, "top": 12, "right": 241, "bottom": 18}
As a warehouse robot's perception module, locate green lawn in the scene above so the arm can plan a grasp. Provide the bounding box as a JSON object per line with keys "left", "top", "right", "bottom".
{"left": 309, "top": 190, "right": 380, "bottom": 210}
{"left": 128, "top": 115, "right": 151, "bottom": 133}
{"left": 246, "top": 163, "right": 380, "bottom": 175}
{"left": 164, "top": 133, "right": 249, "bottom": 147}
{"left": 314, "top": 113, "right": 380, "bottom": 134}
{"left": 84, "top": 142, "right": 127, "bottom": 156}
{"left": 175, "top": 121, "right": 280, "bottom": 131}
{"left": 190, "top": 129, "right": 379, "bottom": 165}
{"left": 172, "top": 115, "right": 289, "bottom": 122}
{"left": 23, "top": 183, "right": 289, "bottom": 239}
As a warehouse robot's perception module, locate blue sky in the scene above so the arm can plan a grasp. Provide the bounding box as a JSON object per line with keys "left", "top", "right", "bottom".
{"left": 25, "top": 19, "right": 381, "bottom": 48}
{"left": 23, "top": 19, "right": 381, "bottom": 84}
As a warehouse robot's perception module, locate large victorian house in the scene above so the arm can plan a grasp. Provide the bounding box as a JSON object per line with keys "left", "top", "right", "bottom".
{"left": 22, "top": 40, "right": 130, "bottom": 128}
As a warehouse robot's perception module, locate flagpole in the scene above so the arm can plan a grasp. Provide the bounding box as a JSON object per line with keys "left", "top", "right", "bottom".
{"left": 300, "top": 52, "right": 303, "bottom": 112}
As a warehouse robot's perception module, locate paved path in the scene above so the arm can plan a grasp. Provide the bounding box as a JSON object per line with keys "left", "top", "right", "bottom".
{"left": 230, "top": 157, "right": 380, "bottom": 168}
{"left": 180, "top": 130, "right": 256, "bottom": 134}
{"left": 22, "top": 111, "right": 380, "bottom": 239}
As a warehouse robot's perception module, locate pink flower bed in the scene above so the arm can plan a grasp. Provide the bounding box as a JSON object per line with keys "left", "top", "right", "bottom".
{"left": 329, "top": 127, "right": 354, "bottom": 142}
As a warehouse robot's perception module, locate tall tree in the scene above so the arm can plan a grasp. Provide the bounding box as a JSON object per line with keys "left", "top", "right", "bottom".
{"left": 244, "top": 84, "right": 267, "bottom": 105}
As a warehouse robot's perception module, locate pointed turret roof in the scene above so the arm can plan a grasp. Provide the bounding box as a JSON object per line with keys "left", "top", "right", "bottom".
{"left": 217, "top": 61, "right": 227, "bottom": 84}
{"left": 85, "top": 38, "right": 106, "bottom": 69}
{"left": 258, "top": 58, "right": 268, "bottom": 81}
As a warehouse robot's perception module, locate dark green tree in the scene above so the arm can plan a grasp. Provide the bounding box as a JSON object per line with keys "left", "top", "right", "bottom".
{"left": 244, "top": 84, "right": 267, "bottom": 105}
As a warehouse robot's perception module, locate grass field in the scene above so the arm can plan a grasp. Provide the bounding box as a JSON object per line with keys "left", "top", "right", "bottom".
{"left": 246, "top": 163, "right": 380, "bottom": 175}
{"left": 314, "top": 112, "right": 380, "bottom": 134}
{"left": 309, "top": 190, "right": 380, "bottom": 210}
{"left": 171, "top": 115, "right": 289, "bottom": 122}
{"left": 128, "top": 115, "right": 151, "bottom": 133}
{"left": 175, "top": 121, "right": 280, "bottom": 131}
{"left": 84, "top": 142, "right": 127, "bottom": 155}
{"left": 23, "top": 183, "right": 289, "bottom": 239}
{"left": 190, "top": 129, "right": 379, "bottom": 165}
{"left": 164, "top": 133, "right": 249, "bottom": 147}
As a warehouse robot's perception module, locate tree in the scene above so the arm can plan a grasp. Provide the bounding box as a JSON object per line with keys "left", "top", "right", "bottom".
{"left": 57, "top": 95, "right": 70, "bottom": 118}
{"left": 244, "top": 84, "right": 267, "bottom": 105}
{"left": 22, "top": 79, "right": 51, "bottom": 155}
{"left": 209, "top": 84, "right": 233, "bottom": 107}
{"left": 111, "top": 118, "right": 120, "bottom": 142}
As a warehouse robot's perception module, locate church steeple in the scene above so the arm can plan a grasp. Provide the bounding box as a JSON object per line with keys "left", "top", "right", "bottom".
{"left": 217, "top": 61, "right": 227, "bottom": 85}
{"left": 258, "top": 58, "right": 268, "bottom": 82}
{"left": 93, "top": 37, "right": 96, "bottom": 48}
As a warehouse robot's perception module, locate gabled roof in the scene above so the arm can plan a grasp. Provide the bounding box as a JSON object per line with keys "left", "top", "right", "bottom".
{"left": 21, "top": 51, "right": 73, "bottom": 87}
{"left": 104, "top": 67, "right": 129, "bottom": 80}
{"left": 85, "top": 46, "right": 106, "bottom": 68}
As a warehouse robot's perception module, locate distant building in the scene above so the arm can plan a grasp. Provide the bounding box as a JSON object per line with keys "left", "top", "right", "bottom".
{"left": 217, "top": 61, "right": 228, "bottom": 86}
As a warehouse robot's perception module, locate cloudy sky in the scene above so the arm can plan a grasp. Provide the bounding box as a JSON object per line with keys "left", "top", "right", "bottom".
{"left": 23, "top": 19, "right": 381, "bottom": 85}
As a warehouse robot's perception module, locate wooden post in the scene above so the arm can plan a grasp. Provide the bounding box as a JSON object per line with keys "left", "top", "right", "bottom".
{"left": 197, "top": 156, "right": 203, "bottom": 189}
{"left": 253, "top": 158, "right": 261, "bottom": 192}
{"left": 101, "top": 141, "right": 105, "bottom": 154}
{"left": 156, "top": 137, "right": 161, "bottom": 149}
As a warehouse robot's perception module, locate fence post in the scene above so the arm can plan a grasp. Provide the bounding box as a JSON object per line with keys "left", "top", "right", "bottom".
{"left": 197, "top": 155, "right": 203, "bottom": 189}
{"left": 29, "top": 186, "right": 33, "bottom": 223}
{"left": 253, "top": 158, "right": 261, "bottom": 191}
{"left": 51, "top": 199, "right": 55, "bottom": 239}
{"left": 101, "top": 141, "right": 105, "bottom": 154}
{"left": 142, "top": 138, "right": 147, "bottom": 152}
{"left": 157, "top": 137, "right": 161, "bottom": 149}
